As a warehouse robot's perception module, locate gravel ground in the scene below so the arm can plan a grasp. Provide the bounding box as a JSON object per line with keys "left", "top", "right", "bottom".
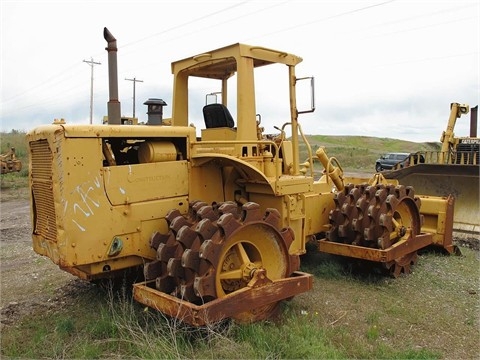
{"left": 1, "top": 187, "right": 478, "bottom": 359}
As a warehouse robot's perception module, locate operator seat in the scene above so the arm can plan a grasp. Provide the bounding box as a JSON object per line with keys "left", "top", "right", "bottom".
{"left": 203, "top": 103, "right": 235, "bottom": 128}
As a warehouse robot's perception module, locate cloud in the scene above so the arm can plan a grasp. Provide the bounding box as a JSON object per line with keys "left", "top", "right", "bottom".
{"left": 1, "top": 1, "right": 478, "bottom": 143}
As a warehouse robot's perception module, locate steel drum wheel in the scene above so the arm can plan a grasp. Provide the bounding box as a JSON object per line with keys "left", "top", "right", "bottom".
{"left": 212, "top": 223, "right": 288, "bottom": 296}
{"left": 208, "top": 221, "right": 290, "bottom": 323}
{"left": 327, "top": 183, "right": 422, "bottom": 276}
{"left": 144, "top": 201, "right": 297, "bottom": 323}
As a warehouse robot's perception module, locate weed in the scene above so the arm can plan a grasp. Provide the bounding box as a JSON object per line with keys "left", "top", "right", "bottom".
{"left": 388, "top": 348, "right": 441, "bottom": 359}
{"left": 55, "top": 316, "right": 75, "bottom": 336}
{"left": 365, "top": 311, "right": 380, "bottom": 325}
{"left": 0, "top": 131, "right": 477, "bottom": 359}
{"left": 2, "top": 246, "right": 478, "bottom": 359}
{"left": 366, "top": 324, "right": 379, "bottom": 341}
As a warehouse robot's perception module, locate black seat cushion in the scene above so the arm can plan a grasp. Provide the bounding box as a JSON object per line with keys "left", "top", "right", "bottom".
{"left": 203, "top": 103, "right": 235, "bottom": 128}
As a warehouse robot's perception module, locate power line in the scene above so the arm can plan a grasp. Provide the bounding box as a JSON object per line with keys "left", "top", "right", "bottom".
{"left": 130, "top": 1, "right": 289, "bottom": 54}
{"left": 377, "top": 51, "right": 478, "bottom": 68}
{"left": 361, "top": 2, "right": 477, "bottom": 32}
{"left": 367, "top": 15, "right": 477, "bottom": 39}
{"left": 246, "top": 0, "right": 397, "bottom": 42}
{"left": 1, "top": 1, "right": 252, "bottom": 108}
{"left": 2, "top": 0, "right": 477, "bottom": 126}
{"left": 121, "top": 1, "right": 251, "bottom": 49}
{"left": 2, "top": 63, "right": 82, "bottom": 103}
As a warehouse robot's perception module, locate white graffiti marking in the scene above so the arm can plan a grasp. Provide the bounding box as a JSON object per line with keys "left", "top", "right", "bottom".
{"left": 63, "top": 199, "right": 68, "bottom": 216}
{"left": 70, "top": 174, "right": 102, "bottom": 231}
{"left": 72, "top": 219, "right": 86, "bottom": 232}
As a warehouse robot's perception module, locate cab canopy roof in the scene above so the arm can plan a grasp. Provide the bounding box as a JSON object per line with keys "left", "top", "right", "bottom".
{"left": 171, "top": 43, "right": 303, "bottom": 79}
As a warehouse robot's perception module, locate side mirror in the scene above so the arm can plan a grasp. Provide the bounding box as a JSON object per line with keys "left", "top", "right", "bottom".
{"left": 296, "top": 76, "right": 315, "bottom": 114}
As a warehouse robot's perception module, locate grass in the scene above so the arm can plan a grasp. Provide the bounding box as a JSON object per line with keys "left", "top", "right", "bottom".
{"left": 1, "top": 131, "right": 29, "bottom": 193}
{"left": 1, "top": 130, "right": 440, "bottom": 181}
{"left": 301, "top": 135, "right": 440, "bottom": 173}
{"left": 0, "top": 130, "right": 28, "bottom": 159}
{"left": 1, "top": 247, "right": 478, "bottom": 359}
{"left": 1, "top": 130, "right": 478, "bottom": 359}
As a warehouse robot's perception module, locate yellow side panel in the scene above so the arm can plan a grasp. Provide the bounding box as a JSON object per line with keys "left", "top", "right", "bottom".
{"left": 201, "top": 128, "right": 237, "bottom": 141}
{"left": 103, "top": 161, "right": 189, "bottom": 205}
{"left": 304, "top": 191, "right": 335, "bottom": 236}
{"left": 189, "top": 164, "right": 225, "bottom": 203}
{"left": 275, "top": 176, "right": 312, "bottom": 195}
{"left": 68, "top": 196, "right": 189, "bottom": 269}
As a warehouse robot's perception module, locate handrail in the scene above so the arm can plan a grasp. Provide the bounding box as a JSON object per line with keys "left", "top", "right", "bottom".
{"left": 391, "top": 150, "right": 479, "bottom": 170}
{"left": 297, "top": 122, "right": 314, "bottom": 177}
{"left": 279, "top": 122, "right": 314, "bottom": 177}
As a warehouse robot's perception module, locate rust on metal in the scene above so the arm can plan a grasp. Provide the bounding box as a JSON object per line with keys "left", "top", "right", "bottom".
{"left": 1, "top": 147, "right": 22, "bottom": 174}
{"left": 318, "top": 232, "right": 433, "bottom": 263}
{"left": 133, "top": 270, "right": 313, "bottom": 326}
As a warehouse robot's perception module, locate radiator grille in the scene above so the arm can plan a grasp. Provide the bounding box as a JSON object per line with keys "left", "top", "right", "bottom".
{"left": 30, "top": 139, "right": 57, "bottom": 242}
{"left": 456, "top": 142, "right": 480, "bottom": 165}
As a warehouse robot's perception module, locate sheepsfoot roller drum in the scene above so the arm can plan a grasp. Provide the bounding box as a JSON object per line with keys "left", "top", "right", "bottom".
{"left": 133, "top": 201, "right": 313, "bottom": 326}
{"left": 319, "top": 183, "right": 432, "bottom": 277}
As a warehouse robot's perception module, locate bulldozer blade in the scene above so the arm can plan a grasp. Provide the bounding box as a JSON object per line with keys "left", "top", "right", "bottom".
{"left": 384, "top": 164, "right": 479, "bottom": 240}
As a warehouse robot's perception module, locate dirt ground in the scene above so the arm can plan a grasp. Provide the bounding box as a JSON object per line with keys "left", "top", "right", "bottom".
{"left": 0, "top": 188, "right": 80, "bottom": 328}
{"left": 0, "top": 187, "right": 478, "bottom": 320}
{"left": 1, "top": 186, "right": 479, "bottom": 358}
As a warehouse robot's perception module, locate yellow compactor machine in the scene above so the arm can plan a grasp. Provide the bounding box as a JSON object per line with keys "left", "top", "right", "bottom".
{"left": 1, "top": 147, "right": 22, "bottom": 174}
{"left": 27, "top": 29, "right": 456, "bottom": 325}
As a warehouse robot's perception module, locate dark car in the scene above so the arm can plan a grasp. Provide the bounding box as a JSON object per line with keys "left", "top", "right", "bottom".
{"left": 375, "top": 152, "right": 410, "bottom": 172}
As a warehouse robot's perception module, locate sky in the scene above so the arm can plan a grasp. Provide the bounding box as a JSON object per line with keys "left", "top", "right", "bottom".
{"left": 1, "top": 0, "right": 479, "bottom": 142}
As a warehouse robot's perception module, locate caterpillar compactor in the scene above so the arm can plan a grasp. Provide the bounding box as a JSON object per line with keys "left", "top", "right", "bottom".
{"left": 1, "top": 147, "right": 22, "bottom": 174}
{"left": 27, "top": 29, "right": 455, "bottom": 325}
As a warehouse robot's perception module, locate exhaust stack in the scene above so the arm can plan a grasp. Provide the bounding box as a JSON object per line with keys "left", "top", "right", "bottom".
{"left": 470, "top": 105, "right": 478, "bottom": 138}
{"left": 104, "top": 27, "right": 121, "bottom": 125}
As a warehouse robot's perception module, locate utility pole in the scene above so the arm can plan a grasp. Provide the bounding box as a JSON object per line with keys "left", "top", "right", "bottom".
{"left": 83, "top": 58, "right": 101, "bottom": 124}
{"left": 125, "top": 77, "right": 143, "bottom": 118}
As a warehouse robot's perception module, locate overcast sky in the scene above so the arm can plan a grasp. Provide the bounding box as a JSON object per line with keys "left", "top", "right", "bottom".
{"left": 1, "top": 0, "right": 478, "bottom": 142}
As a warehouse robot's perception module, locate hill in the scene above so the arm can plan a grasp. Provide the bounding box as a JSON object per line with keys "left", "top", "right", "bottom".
{"left": 301, "top": 135, "right": 440, "bottom": 172}
{"left": 0, "top": 130, "right": 440, "bottom": 177}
